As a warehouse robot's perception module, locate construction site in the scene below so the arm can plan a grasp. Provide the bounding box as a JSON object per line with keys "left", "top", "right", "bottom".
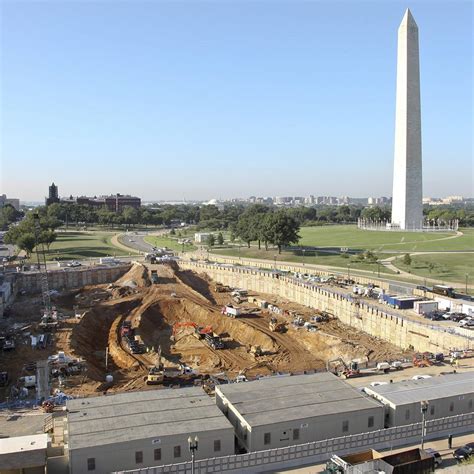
{"left": 0, "top": 260, "right": 414, "bottom": 402}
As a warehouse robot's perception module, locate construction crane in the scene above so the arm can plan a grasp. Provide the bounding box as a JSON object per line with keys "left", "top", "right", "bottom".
{"left": 33, "top": 212, "right": 52, "bottom": 318}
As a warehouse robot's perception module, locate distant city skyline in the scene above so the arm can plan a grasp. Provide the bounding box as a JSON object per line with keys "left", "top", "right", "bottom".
{"left": 1, "top": 1, "right": 472, "bottom": 201}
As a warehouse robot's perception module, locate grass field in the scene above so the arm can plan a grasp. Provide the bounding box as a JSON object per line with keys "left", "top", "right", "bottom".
{"left": 211, "top": 247, "right": 397, "bottom": 274}
{"left": 298, "top": 225, "right": 473, "bottom": 252}
{"left": 393, "top": 253, "right": 474, "bottom": 285}
{"left": 144, "top": 235, "right": 197, "bottom": 253}
{"left": 45, "top": 231, "right": 126, "bottom": 261}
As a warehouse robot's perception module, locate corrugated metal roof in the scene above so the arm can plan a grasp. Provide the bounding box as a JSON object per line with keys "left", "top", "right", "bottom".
{"left": 364, "top": 372, "right": 474, "bottom": 406}
{"left": 67, "top": 387, "right": 232, "bottom": 450}
{"left": 216, "top": 373, "right": 382, "bottom": 427}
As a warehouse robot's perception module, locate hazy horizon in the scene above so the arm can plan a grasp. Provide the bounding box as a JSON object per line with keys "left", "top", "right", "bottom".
{"left": 1, "top": 0, "right": 472, "bottom": 201}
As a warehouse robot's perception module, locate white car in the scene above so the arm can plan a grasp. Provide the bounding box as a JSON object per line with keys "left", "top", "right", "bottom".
{"left": 67, "top": 261, "right": 82, "bottom": 267}
{"left": 412, "top": 375, "right": 432, "bottom": 380}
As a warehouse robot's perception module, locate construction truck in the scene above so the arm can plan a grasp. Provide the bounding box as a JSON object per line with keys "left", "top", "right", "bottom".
{"left": 327, "top": 358, "right": 361, "bottom": 379}
{"left": 150, "top": 270, "right": 159, "bottom": 284}
{"left": 214, "top": 284, "right": 230, "bottom": 293}
{"left": 249, "top": 345, "right": 263, "bottom": 357}
{"left": 146, "top": 350, "right": 164, "bottom": 385}
{"left": 205, "top": 332, "right": 225, "bottom": 350}
{"left": 222, "top": 305, "right": 241, "bottom": 318}
{"left": 269, "top": 317, "right": 286, "bottom": 333}
{"left": 413, "top": 352, "right": 432, "bottom": 368}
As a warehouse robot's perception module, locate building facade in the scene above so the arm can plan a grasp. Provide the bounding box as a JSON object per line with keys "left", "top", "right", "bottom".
{"left": 364, "top": 372, "right": 474, "bottom": 427}
{"left": 66, "top": 388, "right": 234, "bottom": 474}
{"left": 216, "top": 373, "right": 384, "bottom": 452}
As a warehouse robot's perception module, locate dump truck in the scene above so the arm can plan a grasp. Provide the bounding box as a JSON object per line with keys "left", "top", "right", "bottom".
{"left": 222, "top": 305, "right": 241, "bottom": 318}
{"left": 150, "top": 270, "right": 159, "bottom": 284}
{"left": 269, "top": 317, "right": 286, "bottom": 332}
{"left": 205, "top": 332, "right": 225, "bottom": 349}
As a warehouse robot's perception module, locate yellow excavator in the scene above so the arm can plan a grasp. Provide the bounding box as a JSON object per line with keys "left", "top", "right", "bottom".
{"left": 146, "top": 347, "right": 164, "bottom": 385}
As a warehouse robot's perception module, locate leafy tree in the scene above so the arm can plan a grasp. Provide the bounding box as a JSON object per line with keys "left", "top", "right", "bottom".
{"left": 122, "top": 206, "right": 139, "bottom": 228}
{"left": 217, "top": 232, "right": 224, "bottom": 245}
{"left": 403, "top": 253, "right": 412, "bottom": 266}
{"left": 40, "top": 230, "right": 57, "bottom": 251}
{"left": 265, "top": 210, "right": 300, "bottom": 254}
{"left": 207, "top": 234, "right": 215, "bottom": 247}
{"left": 17, "top": 233, "right": 36, "bottom": 258}
{"left": 365, "top": 250, "right": 377, "bottom": 262}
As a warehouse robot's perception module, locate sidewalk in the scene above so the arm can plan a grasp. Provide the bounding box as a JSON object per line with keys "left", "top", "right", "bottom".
{"left": 268, "top": 432, "right": 474, "bottom": 473}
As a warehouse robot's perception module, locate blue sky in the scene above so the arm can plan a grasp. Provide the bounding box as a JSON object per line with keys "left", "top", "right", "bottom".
{"left": 1, "top": 0, "right": 472, "bottom": 201}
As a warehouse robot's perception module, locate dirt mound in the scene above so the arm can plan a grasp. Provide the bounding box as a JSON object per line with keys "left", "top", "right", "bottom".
{"left": 174, "top": 269, "right": 216, "bottom": 304}
{"left": 70, "top": 299, "right": 142, "bottom": 380}
{"left": 116, "top": 263, "right": 151, "bottom": 288}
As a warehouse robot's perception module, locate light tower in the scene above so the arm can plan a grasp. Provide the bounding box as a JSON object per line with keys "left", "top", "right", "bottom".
{"left": 391, "top": 9, "right": 423, "bottom": 230}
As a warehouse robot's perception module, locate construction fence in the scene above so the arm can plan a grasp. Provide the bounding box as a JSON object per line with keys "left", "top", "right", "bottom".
{"left": 115, "top": 413, "right": 474, "bottom": 474}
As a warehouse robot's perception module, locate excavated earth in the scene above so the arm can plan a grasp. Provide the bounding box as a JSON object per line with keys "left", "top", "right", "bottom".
{"left": 3, "top": 262, "right": 412, "bottom": 398}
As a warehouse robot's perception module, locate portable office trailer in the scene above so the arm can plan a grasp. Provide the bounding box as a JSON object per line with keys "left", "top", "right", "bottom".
{"left": 392, "top": 297, "right": 421, "bottom": 310}
{"left": 413, "top": 300, "right": 438, "bottom": 314}
{"left": 364, "top": 372, "right": 474, "bottom": 427}
{"left": 67, "top": 387, "right": 234, "bottom": 474}
{"left": 216, "top": 373, "right": 384, "bottom": 452}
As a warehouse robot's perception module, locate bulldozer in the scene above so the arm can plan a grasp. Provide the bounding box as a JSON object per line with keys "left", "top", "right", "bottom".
{"left": 269, "top": 317, "right": 286, "bottom": 333}
{"left": 327, "top": 358, "right": 361, "bottom": 379}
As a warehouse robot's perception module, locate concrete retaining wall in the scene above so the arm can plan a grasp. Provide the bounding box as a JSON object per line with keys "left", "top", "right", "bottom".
{"left": 179, "top": 261, "right": 471, "bottom": 354}
{"left": 14, "top": 265, "right": 131, "bottom": 294}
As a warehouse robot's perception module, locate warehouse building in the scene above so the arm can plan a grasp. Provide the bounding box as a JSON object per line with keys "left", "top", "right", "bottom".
{"left": 364, "top": 372, "right": 474, "bottom": 427}
{"left": 67, "top": 387, "right": 234, "bottom": 474}
{"left": 215, "top": 373, "right": 384, "bottom": 452}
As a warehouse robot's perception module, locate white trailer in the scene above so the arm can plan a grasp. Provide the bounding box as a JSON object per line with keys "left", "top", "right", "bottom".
{"left": 413, "top": 300, "right": 438, "bottom": 315}
{"left": 222, "top": 306, "right": 241, "bottom": 318}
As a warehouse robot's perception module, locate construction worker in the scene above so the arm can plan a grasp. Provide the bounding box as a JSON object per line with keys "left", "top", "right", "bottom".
{"left": 448, "top": 434, "right": 453, "bottom": 449}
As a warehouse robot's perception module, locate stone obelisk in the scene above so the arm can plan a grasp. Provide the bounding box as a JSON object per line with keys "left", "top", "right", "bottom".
{"left": 391, "top": 9, "right": 423, "bottom": 231}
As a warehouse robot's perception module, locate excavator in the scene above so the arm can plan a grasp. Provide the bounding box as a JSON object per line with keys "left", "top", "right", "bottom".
{"left": 327, "top": 358, "right": 361, "bottom": 379}
{"left": 269, "top": 317, "right": 287, "bottom": 333}
{"left": 146, "top": 348, "right": 164, "bottom": 385}
{"left": 171, "top": 322, "right": 213, "bottom": 341}
{"left": 413, "top": 352, "right": 432, "bottom": 368}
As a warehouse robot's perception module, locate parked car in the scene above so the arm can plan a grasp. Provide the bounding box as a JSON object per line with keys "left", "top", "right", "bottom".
{"left": 412, "top": 375, "right": 432, "bottom": 380}
{"left": 67, "top": 260, "right": 82, "bottom": 267}
{"left": 459, "top": 318, "right": 474, "bottom": 328}
{"left": 449, "top": 312, "right": 468, "bottom": 322}
{"left": 463, "top": 442, "right": 474, "bottom": 454}
{"left": 453, "top": 447, "right": 471, "bottom": 463}
{"left": 424, "top": 448, "right": 443, "bottom": 467}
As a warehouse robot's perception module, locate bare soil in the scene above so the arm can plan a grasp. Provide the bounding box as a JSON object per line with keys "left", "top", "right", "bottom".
{"left": 1, "top": 263, "right": 412, "bottom": 399}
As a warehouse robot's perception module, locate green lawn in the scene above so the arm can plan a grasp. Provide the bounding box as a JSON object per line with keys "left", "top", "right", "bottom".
{"left": 144, "top": 234, "right": 197, "bottom": 253}
{"left": 45, "top": 231, "right": 126, "bottom": 261}
{"left": 393, "top": 253, "right": 474, "bottom": 285}
{"left": 211, "top": 247, "right": 397, "bottom": 274}
{"left": 298, "top": 225, "right": 473, "bottom": 252}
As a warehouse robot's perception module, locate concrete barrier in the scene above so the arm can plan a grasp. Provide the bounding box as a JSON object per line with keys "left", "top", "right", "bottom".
{"left": 179, "top": 261, "right": 472, "bottom": 354}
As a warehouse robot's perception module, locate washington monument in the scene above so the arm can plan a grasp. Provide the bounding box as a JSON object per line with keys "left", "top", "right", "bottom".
{"left": 391, "top": 9, "right": 423, "bottom": 230}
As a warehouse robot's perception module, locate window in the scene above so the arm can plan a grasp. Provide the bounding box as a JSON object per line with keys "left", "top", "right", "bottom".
{"left": 174, "top": 446, "right": 181, "bottom": 458}
{"left": 154, "top": 448, "right": 161, "bottom": 461}
{"left": 405, "top": 409, "right": 410, "bottom": 420}
{"left": 449, "top": 402, "right": 454, "bottom": 412}
{"left": 135, "top": 451, "right": 143, "bottom": 464}
{"left": 214, "top": 440, "right": 221, "bottom": 452}
{"left": 430, "top": 406, "right": 435, "bottom": 416}
{"left": 87, "top": 458, "right": 95, "bottom": 471}
{"left": 264, "top": 432, "right": 271, "bottom": 445}
{"left": 293, "top": 428, "right": 300, "bottom": 440}
{"left": 342, "top": 420, "right": 349, "bottom": 433}
{"left": 368, "top": 416, "right": 374, "bottom": 428}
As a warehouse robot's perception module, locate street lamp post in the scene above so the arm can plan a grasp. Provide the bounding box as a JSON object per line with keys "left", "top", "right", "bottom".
{"left": 273, "top": 254, "right": 277, "bottom": 270}
{"left": 420, "top": 400, "right": 429, "bottom": 449}
{"left": 302, "top": 248, "right": 306, "bottom": 267}
{"left": 188, "top": 435, "right": 199, "bottom": 474}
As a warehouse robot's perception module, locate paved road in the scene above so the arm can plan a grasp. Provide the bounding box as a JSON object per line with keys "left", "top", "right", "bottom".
{"left": 117, "top": 230, "right": 170, "bottom": 254}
